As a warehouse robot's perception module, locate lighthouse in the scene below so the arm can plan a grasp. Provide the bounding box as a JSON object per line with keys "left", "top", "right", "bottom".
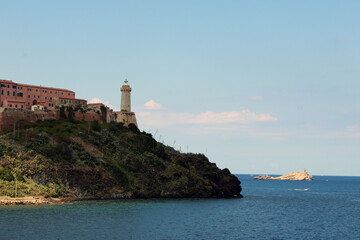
{"left": 116, "top": 79, "right": 138, "bottom": 127}
{"left": 121, "top": 79, "right": 131, "bottom": 112}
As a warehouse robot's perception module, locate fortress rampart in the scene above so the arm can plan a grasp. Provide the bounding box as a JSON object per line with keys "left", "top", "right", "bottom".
{"left": 0, "top": 108, "right": 102, "bottom": 131}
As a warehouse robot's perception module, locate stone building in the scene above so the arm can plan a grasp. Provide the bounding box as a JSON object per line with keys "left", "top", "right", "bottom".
{"left": 87, "top": 103, "right": 116, "bottom": 123}
{"left": 52, "top": 96, "right": 87, "bottom": 108}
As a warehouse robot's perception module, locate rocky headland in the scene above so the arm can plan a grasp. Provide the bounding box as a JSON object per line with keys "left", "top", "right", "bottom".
{"left": 253, "top": 169, "right": 313, "bottom": 181}
{"left": 0, "top": 120, "right": 242, "bottom": 205}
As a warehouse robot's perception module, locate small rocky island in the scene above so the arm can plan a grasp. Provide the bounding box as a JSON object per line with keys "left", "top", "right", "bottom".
{"left": 0, "top": 120, "right": 242, "bottom": 205}
{"left": 253, "top": 169, "right": 313, "bottom": 181}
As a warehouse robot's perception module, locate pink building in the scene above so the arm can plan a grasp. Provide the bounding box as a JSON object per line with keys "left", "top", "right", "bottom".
{"left": 0, "top": 79, "right": 86, "bottom": 110}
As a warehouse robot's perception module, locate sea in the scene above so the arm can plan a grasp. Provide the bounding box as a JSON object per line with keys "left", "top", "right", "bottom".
{"left": 1, "top": 174, "right": 360, "bottom": 240}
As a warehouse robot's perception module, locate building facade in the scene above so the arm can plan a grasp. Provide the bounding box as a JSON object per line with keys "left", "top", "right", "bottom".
{"left": 52, "top": 96, "right": 87, "bottom": 108}
{"left": 0, "top": 79, "right": 86, "bottom": 110}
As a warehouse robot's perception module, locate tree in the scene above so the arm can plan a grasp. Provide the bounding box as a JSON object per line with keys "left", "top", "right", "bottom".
{"left": 5, "top": 156, "right": 23, "bottom": 198}
{"left": 100, "top": 105, "right": 107, "bottom": 122}
{"left": 67, "top": 106, "right": 75, "bottom": 121}
{"left": 91, "top": 120, "right": 101, "bottom": 132}
{"left": 60, "top": 106, "right": 67, "bottom": 120}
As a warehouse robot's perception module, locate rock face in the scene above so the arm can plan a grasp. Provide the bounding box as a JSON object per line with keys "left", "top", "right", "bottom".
{"left": 253, "top": 169, "right": 313, "bottom": 181}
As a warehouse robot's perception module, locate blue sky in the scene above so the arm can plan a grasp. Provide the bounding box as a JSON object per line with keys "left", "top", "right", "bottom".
{"left": 1, "top": 0, "right": 359, "bottom": 175}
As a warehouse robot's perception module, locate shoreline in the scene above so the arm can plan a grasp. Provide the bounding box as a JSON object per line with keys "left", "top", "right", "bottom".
{"left": 0, "top": 194, "right": 243, "bottom": 206}
{"left": 0, "top": 196, "right": 69, "bottom": 206}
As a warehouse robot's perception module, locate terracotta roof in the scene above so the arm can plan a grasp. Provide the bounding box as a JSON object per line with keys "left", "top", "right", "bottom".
{"left": 87, "top": 103, "right": 104, "bottom": 105}
{"left": 19, "top": 84, "right": 74, "bottom": 92}
{"left": 0, "top": 79, "right": 14, "bottom": 84}
{"left": 58, "top": 96, "right": 87, "bottom": 102}
{"left": 0, "top": 79, "right": 74, "bottom": 92}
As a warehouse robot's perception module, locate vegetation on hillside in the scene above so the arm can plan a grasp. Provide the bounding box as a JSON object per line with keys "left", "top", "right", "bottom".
{"left": 0, "top": 119, "right": 242, "bottom": 199}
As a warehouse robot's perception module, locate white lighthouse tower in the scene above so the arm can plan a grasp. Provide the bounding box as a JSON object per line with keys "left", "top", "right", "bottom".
{"left": 116, "top": 79, "right": 138, "bottom": 127}
{"left": 121, "top": 78, "right": 131, "bottom": 112}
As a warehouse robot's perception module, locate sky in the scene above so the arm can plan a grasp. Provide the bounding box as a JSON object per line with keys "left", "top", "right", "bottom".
{"left": 1, "top": 0, "right": 359, "bottom": 175}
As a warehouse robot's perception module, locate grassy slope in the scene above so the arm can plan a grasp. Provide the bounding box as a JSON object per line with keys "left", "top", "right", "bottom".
{"left": 0, "top": 120, "right": 242, "bottom": 199}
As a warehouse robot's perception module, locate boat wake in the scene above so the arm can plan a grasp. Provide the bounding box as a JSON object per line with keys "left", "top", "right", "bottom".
{"left": 288, "top": 188, "right": 310, "bottom": 191}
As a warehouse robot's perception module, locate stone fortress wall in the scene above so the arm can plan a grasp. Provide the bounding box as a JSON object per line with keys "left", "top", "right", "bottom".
{"left": 0, "top": 108, "right": 102, "bottom": 130}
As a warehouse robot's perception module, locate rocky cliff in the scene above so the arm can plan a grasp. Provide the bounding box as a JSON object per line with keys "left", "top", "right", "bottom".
{"left": 253, "top": 169, "right": 313, "bottom": 181}
{"left": 0, "top": 120, "right": 242, "bottom": 201}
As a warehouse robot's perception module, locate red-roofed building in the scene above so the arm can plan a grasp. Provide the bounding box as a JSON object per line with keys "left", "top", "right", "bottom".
{"left": 0, "top": 79, "right": 87, "bottom": 110}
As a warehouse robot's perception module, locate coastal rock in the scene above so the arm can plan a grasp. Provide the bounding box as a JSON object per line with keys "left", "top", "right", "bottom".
{"left": 0, "top": 196, "right": 66, "bottom": 206}
{"left": 253, "top": 169, "right": 313, "bottom": 181}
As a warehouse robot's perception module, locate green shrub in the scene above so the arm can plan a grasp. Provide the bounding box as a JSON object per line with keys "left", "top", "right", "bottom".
{"left": 48, "top": 181, "right": 66, "bottom": 197}
{"left": 91, "top": 120, "right": 101, "bottom": 132}
{"left": 108, "top": 121, "right": 125, "bottom": 133}
{"left": 128, "top": 123, "right": 140, "bottom": 133}
{"left": 54, "top": 142, "right": 73, "bottom": 162}
{"left": 0, "top": 167, "right": 14, "bottom": 181}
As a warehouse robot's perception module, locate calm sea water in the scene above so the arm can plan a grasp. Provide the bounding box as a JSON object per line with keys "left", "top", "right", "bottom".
{"left": 1, "top": 175, "right": 360, "bottom": 240}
